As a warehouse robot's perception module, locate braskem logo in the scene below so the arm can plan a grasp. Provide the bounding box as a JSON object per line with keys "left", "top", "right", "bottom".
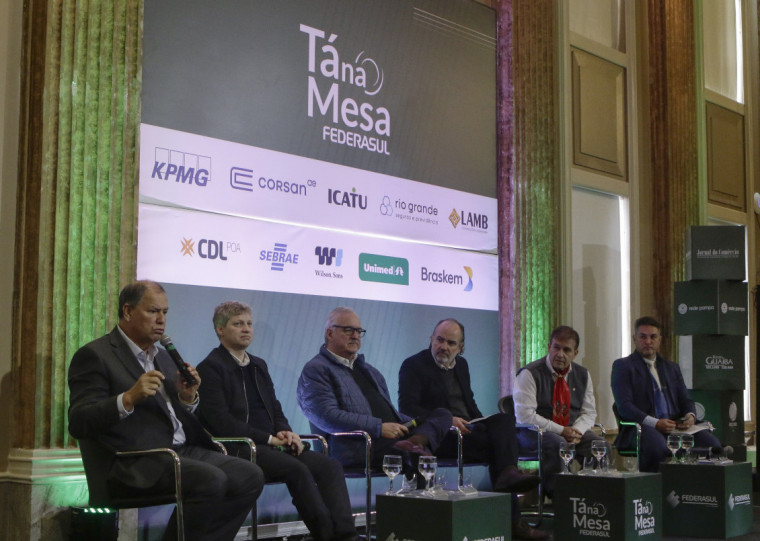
{"left": 152, "top": 148, "right": 210, "bottom": 187}
{"left": 359, "top": 253, "right": 408, "bottom": 285}
{"left": 420, "top": 266, "right": 474, "bottom": 292}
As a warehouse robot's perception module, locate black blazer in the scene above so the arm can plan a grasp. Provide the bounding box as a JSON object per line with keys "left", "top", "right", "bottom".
{"left": 398, "top": 348, "right": 482, "bottom": 420}
{"left": 68, "top": 327, "right": 215, "bottom": 488}
{"left": 196, "top": 344, "right": 291, "bottom": 445}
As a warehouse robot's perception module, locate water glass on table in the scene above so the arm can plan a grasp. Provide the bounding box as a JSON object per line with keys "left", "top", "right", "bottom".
{"left": 591, "top": 440, "right": 607, "bottom": 474}
{"left": 382, "top": 455, "right": 402, "bottom": 495}
{"left": 680, "top": 434, "right": 694, "bottom": 464}
{"left": 667, "top": 434, "right": 682, "bottom": 463}
{"left": 559, "top": 441, "right": 575, "bottom": 474}
{"left": 418, "top": 456, "right": 437, "bottom": 496}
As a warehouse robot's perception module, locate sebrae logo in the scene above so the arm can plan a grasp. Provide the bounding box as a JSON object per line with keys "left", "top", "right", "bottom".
{"left": 260, "top": 242, "right": 299, "bottom": 271}
{"left": 180, "top": 238, "right": 240, "bottom": 261}
{"left": 152, "top": 148, "right": 210, "bottom": 187}
{"left": 301, "top": 23, "right": 390, "bottom": 156}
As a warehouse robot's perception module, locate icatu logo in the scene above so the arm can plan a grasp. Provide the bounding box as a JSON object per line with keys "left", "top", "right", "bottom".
{"left": 180, "top": 238, "right": 238, "bottom": 260}
{"left": 152, "top": 148, "right": 210, "bottom": 187}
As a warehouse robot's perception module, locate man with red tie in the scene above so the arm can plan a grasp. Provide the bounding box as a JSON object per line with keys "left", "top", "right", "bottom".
{"left": 514, "top": 325, "right": 609, "bottom": 497}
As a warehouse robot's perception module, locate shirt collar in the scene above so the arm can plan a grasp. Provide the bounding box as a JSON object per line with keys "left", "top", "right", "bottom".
{"left": 544, "top": 354, "right": 573, "bottom": 377}
{"left": 117, "top": 325, "right": 158, "bottom": 365}
{"left": 224, "top": 346, "right": 250, "bottom": 367}
{"left": 325, "top": 348, "right": 356, "bottom": 369}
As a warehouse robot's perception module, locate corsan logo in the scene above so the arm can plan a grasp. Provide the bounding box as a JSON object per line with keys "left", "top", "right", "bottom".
{"left": 229, "top": 166, "right": 312, "bottom": 196}
{"left": 179, "top": 238, "right": 239, "bottom": 260}
{"left": 420, "top": 266, "right": 474, "bottom": 292}
{"left": 260, "top": 243, "right": 299, "bottom": 271}
{"left": 152, "top": 148, "right": 210, "bottom": 187}
{"left": 359, "top": 253, "right": 408, "bottom": 285}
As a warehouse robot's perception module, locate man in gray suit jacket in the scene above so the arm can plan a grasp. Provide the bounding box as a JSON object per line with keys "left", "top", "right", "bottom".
{"left": 68, "top": 280, "right": 264, "bottom": 541}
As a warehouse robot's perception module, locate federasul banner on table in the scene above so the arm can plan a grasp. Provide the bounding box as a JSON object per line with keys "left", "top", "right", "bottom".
{"left": 136, "top": 204, "right": 498, "bottom": 311}
{"left": 139, "top": 124, "right": 497, "bottom": 252}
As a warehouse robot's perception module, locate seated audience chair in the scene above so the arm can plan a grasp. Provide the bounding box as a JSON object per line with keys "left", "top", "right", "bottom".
{"left": 77, "top": 438, "right": 187, "bottom": 541}
{"left": 612, "top": 403, "right": 641, "bottom": 471}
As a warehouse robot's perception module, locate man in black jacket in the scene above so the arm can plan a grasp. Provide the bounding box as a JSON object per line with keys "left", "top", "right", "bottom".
{"left": 68, "top": 281, "right": 263, "bottom": 541}
{"left": 197, "top": 301, "right": 356, "bottom": 541}
{"left": 399, "top": 318, "right": 546, "bottom": 541}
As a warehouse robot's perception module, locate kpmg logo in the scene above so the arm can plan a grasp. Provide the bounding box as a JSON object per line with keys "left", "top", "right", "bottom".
{"left": 152, "top": 148, "right": 210, "bottom": 187}
{"left": 359, "top": 253, "right": 408, "bottom": 285}
{"left": 301, "top": 23, "right": 390, "bottom": 156}
{"left": 229, "top": 166, "right": 310, "bottom": 196}
{"left": 260, "top": 242, "right": 299, "bottom": 271}
{"left": 420, "top": 266, "right": 474, "bottom": 292}
{"left": 315, "top": 246, "right": 343, "bottom": 266}
{"left": 449, "top": 208, "right": 488, "bottom": 232}
{"left": 328, "top": 187, "right": 367, "bottom": 210}
{"left": 179, "top": 238, "right": 240, "bottom": 261}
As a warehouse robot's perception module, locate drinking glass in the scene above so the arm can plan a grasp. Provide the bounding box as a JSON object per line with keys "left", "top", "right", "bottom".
{"left": 382, "top": 455, "right": 402, "bottom": 495}
{"left": 559, "top": 441, "right": 575, "bottom": 474}
{"left": 666, "top": 434, "right": 681, "bottom": 463}
{"left": 591, "top": 441, "right": 607, "bottom": 474}
{"left": 418, "top": 456, "right": 437, "bottom": 496}
{"left": 680, "top": 434, "right": 694, "bottom": 464}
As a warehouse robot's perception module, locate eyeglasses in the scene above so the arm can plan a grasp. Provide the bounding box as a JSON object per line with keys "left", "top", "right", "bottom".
{"left": 332, "top": 325, "right": 367, "bottom": 337}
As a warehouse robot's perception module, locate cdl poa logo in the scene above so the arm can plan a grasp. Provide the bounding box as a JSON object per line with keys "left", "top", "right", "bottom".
{"left": 152, "top": 148, "right": 210, "bottom": 187}
{"left": 180, "top": 238, "right": 240, "bottom": 260}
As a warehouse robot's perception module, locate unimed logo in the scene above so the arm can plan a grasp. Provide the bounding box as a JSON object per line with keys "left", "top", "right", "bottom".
{"left": 152, "top": 148, "right": 210, "bottom": 187}
{"left": 359, "top": 253, "right": 408, "bottom": 285}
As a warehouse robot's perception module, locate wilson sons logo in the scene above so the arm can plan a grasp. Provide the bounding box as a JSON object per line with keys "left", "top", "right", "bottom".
{"left": 300, "top": 24, "right": 390, "bottom": 156}
{"left": 315, "top": 246, "right": 344, "bottom": 280}
{"left": 359, "top": 253, "right": 408, "bottom": 285}
{"left": 152, "top": 148, "right": 210, "bottom": 187}
{"left": 260, "top": 242, "right": 299, "bottom": 271}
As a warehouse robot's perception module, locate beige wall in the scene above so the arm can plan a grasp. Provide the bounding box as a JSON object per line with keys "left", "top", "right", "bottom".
{"left": 0, "top": 0, "right": 22, "bottom": 471}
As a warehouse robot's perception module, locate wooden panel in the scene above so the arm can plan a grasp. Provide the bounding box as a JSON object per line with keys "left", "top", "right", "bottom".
{"left": 572, "top": 48, "right": 627, "bottom": 178}
{"left": 706, "top": 101, "right": 746, "bottom": 210}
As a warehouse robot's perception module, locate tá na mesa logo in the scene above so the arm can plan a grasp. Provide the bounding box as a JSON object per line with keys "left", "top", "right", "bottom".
{"left": 300, "top": 24, "right": 390, "bottom": 140}
{"left": 359, "top": 253, "right": 408, "bottom": 285}
{"left": 260, "top": 242, "right": 299, "bottom": 271}
{"left": 449, "top": 208, "right": 488, "bottom": 231}
{"left": 180, "top": 238, "right": 240, "bottom": 260}
{"left": 420, "top": 266, "right": 474, "bottom": 292}
{"left": 315, "top": 246, "right": 343, "bottom": 266}
{"left": 329, "top": 187, "right": 367, "bottom": 209}
{"left": 152, "top": 148, "right": 210, "bottom": 187}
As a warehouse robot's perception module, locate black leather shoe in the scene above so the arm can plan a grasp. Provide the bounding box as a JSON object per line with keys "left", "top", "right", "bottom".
{"left": 494, "top": 466, "right": 541, "bottom": 493}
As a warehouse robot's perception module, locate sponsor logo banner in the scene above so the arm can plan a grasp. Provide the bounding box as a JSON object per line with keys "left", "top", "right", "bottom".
{"left": 137, "top": 204, "right": 497, "bottom": 310}
{"left": 140, "top": 124, "right": 497, "bottom": 251}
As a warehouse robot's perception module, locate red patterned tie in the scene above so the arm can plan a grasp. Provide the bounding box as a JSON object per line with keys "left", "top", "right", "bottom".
{"left": 552, "top": 369, "right": 571, "bottom": 426}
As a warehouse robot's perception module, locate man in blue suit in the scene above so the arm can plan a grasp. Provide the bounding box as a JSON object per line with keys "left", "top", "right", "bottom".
{"left": 611, "top": 316, "right": 722, "bottom": 472}
{"left": 68, "top": 281, "right": 263, "bottom": 541}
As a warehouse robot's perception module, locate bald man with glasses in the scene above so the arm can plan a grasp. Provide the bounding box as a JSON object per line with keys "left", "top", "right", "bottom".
{"left": 297, "top": 307, "right": 452, "bottom": 472}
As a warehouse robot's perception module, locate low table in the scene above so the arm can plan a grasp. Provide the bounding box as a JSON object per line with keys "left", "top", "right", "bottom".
{"left": 376, "top": 490, "right": 510, "bottom": 541}
{"left": 660, "top": 461, "right": 753, "bottom": 538}
{"left": 555, "top": 472, "right": 662, "bottom": 540}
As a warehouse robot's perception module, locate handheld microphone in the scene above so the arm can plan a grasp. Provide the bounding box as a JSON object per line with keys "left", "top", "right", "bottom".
{"left": 159, "top": 335, "right": 198, "bottom": 386}
{"left": 403, "top": 418, "right": 419, "bottom": 429}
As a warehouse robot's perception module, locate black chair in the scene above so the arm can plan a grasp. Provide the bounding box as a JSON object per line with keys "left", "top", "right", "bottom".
{"left": 78, "top": 438, "right": 187, "bottom": 541}
{"left": 612, "top": 403, "right": 641, "bottom": 471}
{"left": 497, "top": 396, "right": 545, "bottom": 522}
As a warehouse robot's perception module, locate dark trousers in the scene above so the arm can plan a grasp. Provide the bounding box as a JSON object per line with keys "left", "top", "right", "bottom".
{"left": 255, "top": 445, "right": 356, "bottom": 541}
{"left": 639, "top": 425, "right": 722, "bottom": 472}
{"left": 162, "top": 445, "right": 264, "bottom": 541}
